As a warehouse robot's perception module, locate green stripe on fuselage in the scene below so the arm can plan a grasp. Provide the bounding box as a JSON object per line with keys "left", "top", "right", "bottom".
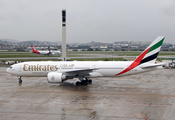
{"left": 148, "top": 38, "right": 164, "bottom": 53}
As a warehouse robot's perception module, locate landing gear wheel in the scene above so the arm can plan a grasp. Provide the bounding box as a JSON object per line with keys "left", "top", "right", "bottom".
{"left": 81, "top": 80, "right": 88, "bottom": 85}
{"left": 76, "top": 80, "right": 88, "bottom": 86}
{"left": 18, "top": 77, "right": 22, "bottom": 83}
{"left": 76, "top": 81, "right": 80, "bottom": 86}
{"left": 77, "top": 77, "right": 93, "bottom": 86}
{"left": 80, "top": 81, "right": 84, "bottom": 85}
{"left": 85, "top": 78, "right": 92, "bottom": 84}
{"left": 19, "top": 79, "right": 22, "bottom": 83}
{"left": 88, "top": 79, "right": 92, "bottom": 84}
{"left": 83, "top": 81, "right": 88, "bottom": 85}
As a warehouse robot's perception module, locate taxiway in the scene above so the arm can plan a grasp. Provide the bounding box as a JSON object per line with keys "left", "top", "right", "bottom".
{"left": 0, "top": 67, "right": 175, "bottom": 120}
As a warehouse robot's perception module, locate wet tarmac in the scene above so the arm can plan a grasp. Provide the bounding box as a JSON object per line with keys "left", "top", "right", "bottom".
{"left": 0, "top": 67, "right": 175, "bottom": 120}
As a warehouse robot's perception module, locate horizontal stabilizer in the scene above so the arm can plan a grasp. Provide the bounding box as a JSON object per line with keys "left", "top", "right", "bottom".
{"left": 140, "top": 62, "right": 166, "bottom": 69}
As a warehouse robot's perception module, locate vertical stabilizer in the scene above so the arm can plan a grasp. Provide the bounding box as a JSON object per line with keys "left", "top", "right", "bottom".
{"left": 116, "top": 36, "right": 165, "bottom": 76}
{"left": 139, "top": 36, "right": 165, "bottom": 64}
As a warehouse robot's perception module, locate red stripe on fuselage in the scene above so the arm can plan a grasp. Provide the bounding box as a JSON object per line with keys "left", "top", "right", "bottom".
{"left": 116, "top": 47, "right": 151, "bottom": 76}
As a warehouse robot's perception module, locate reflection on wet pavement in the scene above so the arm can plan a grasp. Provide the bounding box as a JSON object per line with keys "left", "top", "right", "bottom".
{"left": 0, "top": 67, "right": 175, "bottom": 119}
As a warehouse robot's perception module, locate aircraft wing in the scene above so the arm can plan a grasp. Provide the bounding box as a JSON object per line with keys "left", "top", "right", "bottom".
{"left": 64, "top": 68, "right": 97, "bottom": 76}
{"left": 140, "top": 62, "right": 166, "bottom": 69}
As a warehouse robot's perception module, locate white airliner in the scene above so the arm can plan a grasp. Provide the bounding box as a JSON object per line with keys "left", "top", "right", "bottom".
{"left": 7, "top": 36, "right": 165, "bottom": 85}
{"left": 31, "top": 45, "right": 61, "bottom": 56}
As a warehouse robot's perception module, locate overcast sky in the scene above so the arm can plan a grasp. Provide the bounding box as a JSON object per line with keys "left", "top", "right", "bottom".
{"left": 0, "top": 0, "right": 175, "bottom": 44}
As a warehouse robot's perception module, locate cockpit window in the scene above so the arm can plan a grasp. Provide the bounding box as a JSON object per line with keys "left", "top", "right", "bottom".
{"left": 10, "top": 66, "right": 12, "bottom": 69}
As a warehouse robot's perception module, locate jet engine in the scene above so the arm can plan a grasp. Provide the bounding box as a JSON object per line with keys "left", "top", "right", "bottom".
{"left": 47, "top": 72, "right": 67, "bottom": 83}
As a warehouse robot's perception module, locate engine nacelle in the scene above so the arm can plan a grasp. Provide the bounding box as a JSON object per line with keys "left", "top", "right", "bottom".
{"left": 47, "top": 72, "right": 66, "bottom": 83}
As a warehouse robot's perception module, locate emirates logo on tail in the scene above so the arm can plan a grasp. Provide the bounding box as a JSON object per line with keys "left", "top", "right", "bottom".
{"left": 116, "top": 36, "right": 165, "bottom": 76}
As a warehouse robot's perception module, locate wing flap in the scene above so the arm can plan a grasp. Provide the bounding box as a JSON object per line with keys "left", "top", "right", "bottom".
{"left": 61, "top": 68, "right": 96, "bottom": 76}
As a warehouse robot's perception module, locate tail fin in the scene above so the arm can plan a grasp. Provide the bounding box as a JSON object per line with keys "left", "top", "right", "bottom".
{"left": 31, "top": 45, "right": 35, "bottom": 51}
{"left": 31, "top": 45, "right": 40, "bottom": 54}
{"left": 139, "top": 36, "right": 165, "bottom": 65}
{"left": 116, "top": 36, "right": 165, "bottom": 76}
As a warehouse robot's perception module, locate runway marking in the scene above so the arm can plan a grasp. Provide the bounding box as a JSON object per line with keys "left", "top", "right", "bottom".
{"left": 132, "top": 103, "right": 173, "bottom": 107}
{"left": 1, "top": 97, "right": 174, "bottom": 107}
{"left": 125, "top": 113, "right": 143, "bottom": 119}
{"left": 126, "top": 101, "right": 174, "bottom": 107}
{"left": 0, "top": 111, "right": 146, "bottom": 120}
{"left": 0, "top": 98, "right": 107, "bottom": 104}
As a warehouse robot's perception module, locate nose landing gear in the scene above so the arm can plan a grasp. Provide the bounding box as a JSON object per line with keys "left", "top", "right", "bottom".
{"left": 18, "top": 76, "right": 22, "bottom": 83}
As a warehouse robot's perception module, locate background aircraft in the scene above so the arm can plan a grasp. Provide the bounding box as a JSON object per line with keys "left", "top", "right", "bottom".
{"left": 7, "top": 36, "right": 165, "bottom": 85}
{"left": 31, "top": 45, "right": 61, "bottom": 56}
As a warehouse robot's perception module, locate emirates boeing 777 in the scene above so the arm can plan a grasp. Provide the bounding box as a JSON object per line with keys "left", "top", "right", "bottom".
{"left": 7, "top": 36, "right": 165, "bottom": 85}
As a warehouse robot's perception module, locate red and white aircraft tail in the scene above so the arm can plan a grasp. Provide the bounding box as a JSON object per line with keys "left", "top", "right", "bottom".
{"left": 116, "top": 36, "right": 165, "bottom": 76}
{"left": 31, "top": 45, "right": 40, "bottom": 54}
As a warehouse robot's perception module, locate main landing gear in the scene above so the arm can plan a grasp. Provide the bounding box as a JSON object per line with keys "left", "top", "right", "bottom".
{"left": 76, "top": 78, "right": 92, "bottom": 86}
{"left": 18, "top": 76, "right": 22, "bottom": 83}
